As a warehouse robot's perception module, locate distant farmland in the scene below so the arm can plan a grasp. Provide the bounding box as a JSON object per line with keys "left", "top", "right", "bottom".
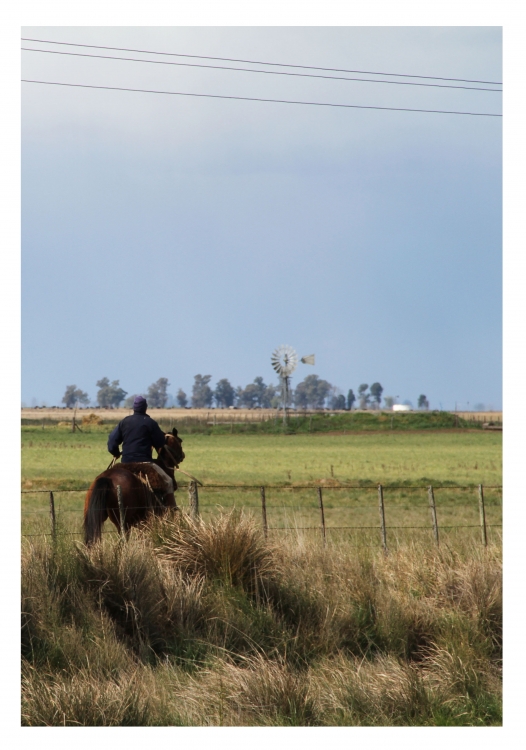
{"left": 21, "top": 407, "right": 502, "bottom": 425}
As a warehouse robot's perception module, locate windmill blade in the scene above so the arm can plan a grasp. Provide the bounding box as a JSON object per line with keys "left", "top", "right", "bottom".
{"left": 271, "top": 350, "right": 284, "bottom": 375}
{"left": 271, "top": 345, "right": 298, "bottom": 376}
{"left": 301, "top": 354, "right": 315, "bottom": 365}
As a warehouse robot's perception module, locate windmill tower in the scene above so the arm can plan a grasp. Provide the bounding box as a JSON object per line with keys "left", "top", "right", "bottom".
{"left": 271, "top": 346, "right": 315, "bottom": 424}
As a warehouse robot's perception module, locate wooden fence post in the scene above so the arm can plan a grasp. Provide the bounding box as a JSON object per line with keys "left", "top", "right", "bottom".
{"left": 478, "top": 484, "right": 488, "bottom": 547}
{"left": 428, "top": 486, "right": 439, "bottom": 545}
{"left": 317, "top": 487, "right": 326, "bottom": 544}
{"left": 189, "top": 481, "right": 200, "bottom": 519}
{"left": 378, "top": 484, "right": 388, "bottom": 553}
{"left": 49, "top": 491, "right": 56, "bottom": 541}
{"left": 117, "top": 484, "right": 126, "bottom": 538}
{"left": 260, "top": 486, "right": 268, "bottom": 539}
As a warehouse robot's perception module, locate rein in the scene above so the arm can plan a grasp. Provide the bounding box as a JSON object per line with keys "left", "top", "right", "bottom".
{"left": 161, "top": 444, "right": 181, "bottom": 466}
{"left": 104, "top": 441, "right": 202, "bottom": 486}
{"left": 160, "top": 443, "right": 203, "bottom": 486}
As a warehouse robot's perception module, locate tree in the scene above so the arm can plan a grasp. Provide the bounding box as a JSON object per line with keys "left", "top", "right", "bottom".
{"left": 62, "top": 385, "right": 89, "bottom": 408}
{"left": 294, "top": 374, "right": 332, "bottom": 409}
{"left": 176, "top": 389, "right": 188, "bottom": 408}
{"left": 358, "top": 384, "right": 370, "bottom": 410}
{"left": 252, "top": 377, "right": 268, "bottom": 407}
{"left": 265, "top": 384, "right": 280, "bottom": 408}
{"left": 147, "top": 378, "right": 169, "bottom": 408}
{"left": 370, "top": 382, "right": 384, "bottom": 409}
{"left": 238, "top": 383, "right": 259, "bottom": 408}
{"left": 191, "top": 374, "right": 213, "bottom": 408}
{"left": 214, "top": 378, "right": 236, "bottom": 408}
{"left": 383, "top": 396, "right": 395, "bottom": 409}
{"left": 96, "top": 377, "right": 127, "bottom": 408}
{"left": 347, "top": 389, "right": 356, "bottom": 410}
{"left": 237, "top": 377, "right": 276, "bottom": 408}
{"left": 418, "top": 394, "right": 430, "bottom": 410}
{"left": 330, "top": 394, "right": 346, "bottom": 410}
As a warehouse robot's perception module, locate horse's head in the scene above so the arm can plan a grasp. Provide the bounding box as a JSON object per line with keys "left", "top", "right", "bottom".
{"left": 162, "top": 427, "right": 185, "bottom": 467}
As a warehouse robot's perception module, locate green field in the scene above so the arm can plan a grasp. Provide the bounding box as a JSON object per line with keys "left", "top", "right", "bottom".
{"left": 21, "top": 423, "right": 502, "bottom": 725}
{"left": 21, "top": 425, "right": 502, "bottom": 546}
{"left": 21, "top": 424, "right": 502, "bottom": 488}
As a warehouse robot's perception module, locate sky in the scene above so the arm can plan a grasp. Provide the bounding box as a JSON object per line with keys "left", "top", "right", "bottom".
{"left": 21, "top": 26, "right": 502, "bottom": 410}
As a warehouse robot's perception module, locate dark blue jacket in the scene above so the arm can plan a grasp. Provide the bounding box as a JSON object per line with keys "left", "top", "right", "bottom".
{"left": 107, "top": 413, "right": 166, "bottom": 463}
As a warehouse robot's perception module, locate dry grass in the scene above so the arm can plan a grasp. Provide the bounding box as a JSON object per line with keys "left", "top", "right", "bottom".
{"left": 153, "top": 511, "right": 280, "bottom": 596}
{"left": 21, "top": 511, "right": 502, "bottom": 726}
{"left": 81, "top": 413, "right": 103, "bottom": 425}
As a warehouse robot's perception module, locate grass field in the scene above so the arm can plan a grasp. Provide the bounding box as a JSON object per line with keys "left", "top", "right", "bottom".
{"left": 21, "top": 423, "right": 502, "bottom": 726}
{"left": 21, "top": 425, "right": 502, "bottom": 547}
{"left": 21, "top": 424, "right": 503, "bottom": 489}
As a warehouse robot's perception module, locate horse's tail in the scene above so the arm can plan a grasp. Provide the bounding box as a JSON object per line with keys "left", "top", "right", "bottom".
{"left": 84, "top": 476, "right": 111, "bottom": 545}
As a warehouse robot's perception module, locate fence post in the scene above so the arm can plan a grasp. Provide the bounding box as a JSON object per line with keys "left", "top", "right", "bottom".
{"left": 428, "top": 486, "right": 439, "bottom": 545}
{"left": 478, "top": 484, "right": 488, "bottom": 547}
{"left": 317, "top": 487, "right": 326, "bottom": 545}
{"left": 49, "top": 491, "right": 56, "bottom": 542}
{"left": 117, "top": 484, "right": 126, "bottom": 538}
{"left": 260, "top": 486, "right": 268, "bottom": 539}
{"left": 189, "top": 481, "right": 200, "bottom": 519}
{"left": 378, "top": 484, "right": 388, "bottom": 553}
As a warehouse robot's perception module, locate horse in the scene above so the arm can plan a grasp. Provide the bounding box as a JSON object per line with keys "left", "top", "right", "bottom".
{"left": 83, "top": 428, "right": 185, "bottom": 545}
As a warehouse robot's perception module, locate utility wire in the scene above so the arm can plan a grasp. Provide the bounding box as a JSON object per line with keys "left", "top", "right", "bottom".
{"left": 21, "top": 37, "right": 503, "bottom": 86}
{"left": 21, "top": 79, "right": 502, "bottom": 117}
{"left": 21, "top": 47, "right": 502, "bottom": 93}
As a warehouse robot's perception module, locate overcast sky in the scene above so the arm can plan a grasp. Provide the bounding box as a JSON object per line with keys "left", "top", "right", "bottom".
{"left": 21, "top": 26, "right": 502, "bottom": 410}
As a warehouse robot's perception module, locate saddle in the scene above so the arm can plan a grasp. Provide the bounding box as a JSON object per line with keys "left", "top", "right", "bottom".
{"left": 119, "top": 462, "right": 171, "bottom": 491}
{"left": 118, "top": 462, "right": 177, "bottom": 512}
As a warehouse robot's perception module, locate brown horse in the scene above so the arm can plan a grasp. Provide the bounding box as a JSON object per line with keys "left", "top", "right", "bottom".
{"left": 83, "top": 428, "right": 185, "bottom": 545}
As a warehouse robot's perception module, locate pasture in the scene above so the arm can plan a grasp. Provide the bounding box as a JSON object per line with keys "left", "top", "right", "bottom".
{"left": 21, "top": 424, "right": 502, "bottom": 726}
{"left": 21, "top": 425, "right": 502, "bottom": 547}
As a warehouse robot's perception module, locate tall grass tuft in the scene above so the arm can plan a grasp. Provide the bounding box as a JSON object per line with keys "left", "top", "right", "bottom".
{"left": 153, "top": 510, "right": 280, "bottom": 597}
{"left": 22, "top": 512, "right": 501, "bottom": 726}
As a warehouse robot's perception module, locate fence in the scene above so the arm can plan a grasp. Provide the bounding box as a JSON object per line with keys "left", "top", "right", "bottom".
{"left": 22, "top": 482, "right": 502, "bottom": 550}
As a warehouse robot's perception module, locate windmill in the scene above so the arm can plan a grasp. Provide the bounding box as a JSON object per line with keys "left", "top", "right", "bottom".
{"left": 271, "top": 345, "right": 315, "bottom": 423}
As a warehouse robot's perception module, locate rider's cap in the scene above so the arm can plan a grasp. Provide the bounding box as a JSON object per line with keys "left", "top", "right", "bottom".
{"left": 133, "top": 396, "right": 147, "bottom": 412}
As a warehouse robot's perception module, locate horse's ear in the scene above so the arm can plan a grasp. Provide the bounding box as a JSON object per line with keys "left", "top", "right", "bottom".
{"left": 172, "top": 427, "right": 179, "bottom": 437}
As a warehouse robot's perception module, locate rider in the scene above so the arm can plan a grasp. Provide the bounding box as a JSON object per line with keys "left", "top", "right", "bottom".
{"left": 107, "top": 395, "right": 176, "bottom": 506}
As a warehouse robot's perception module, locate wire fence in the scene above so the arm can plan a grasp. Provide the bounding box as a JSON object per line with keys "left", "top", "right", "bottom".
{"left": 22, "top": 482, "right": 502, "bottom": 549}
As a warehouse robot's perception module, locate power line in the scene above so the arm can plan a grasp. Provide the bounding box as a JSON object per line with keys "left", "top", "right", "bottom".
{"left": 21, "top": 47, "right": 502, "bottom": 93}
{"left": 21, "top": 79, "right": 503, "bottom": 117}
{"left": 21, "top": 37, "right": 503, "bottom": 86}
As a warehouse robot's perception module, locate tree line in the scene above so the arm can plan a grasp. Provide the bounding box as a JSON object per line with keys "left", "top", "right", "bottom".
{"left": 61, "top": 376, "right": 430, "bottom": 411}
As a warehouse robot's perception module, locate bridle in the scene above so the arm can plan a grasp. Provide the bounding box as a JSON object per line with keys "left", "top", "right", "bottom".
{"left": 160, "top": 436, "right": 203, "bottom": 486}
{"left": 161, "top": 443, "right": 182, "bottom": 468}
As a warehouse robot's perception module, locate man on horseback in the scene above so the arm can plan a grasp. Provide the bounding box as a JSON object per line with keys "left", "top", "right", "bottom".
{"left": 107, "top": 395, "right": 176, "bottom": 507}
